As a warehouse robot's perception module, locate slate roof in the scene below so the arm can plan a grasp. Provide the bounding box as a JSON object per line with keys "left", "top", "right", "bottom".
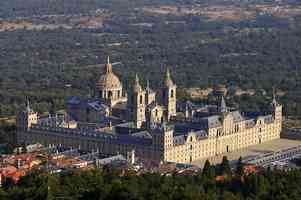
{"left": 231, "top": 111, "right": 245, "bottom": 122}
{"left": 199, "top": 115, "right": 222, "bottom": 128}
{"left": 66, "top": 96, "right": 109, "bottom": 111}
{"left": 263, "top": 115, "right": 274, "bottom": 124}
{"left": 173, "top": 130, "right": 208, "bottom": 146}
{"left": 131, "top": 131, "right": 153, "bottom": 139}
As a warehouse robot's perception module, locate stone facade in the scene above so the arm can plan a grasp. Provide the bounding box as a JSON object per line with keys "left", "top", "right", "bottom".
{"left": 16, "top": 57, "right": 282, "bottom": 164}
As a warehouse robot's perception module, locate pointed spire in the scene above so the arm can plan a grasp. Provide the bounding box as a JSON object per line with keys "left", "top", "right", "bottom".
{"left": 107, "top": 55, "right": 110, "bottom": 65}
{"left": 272, "top": 87, "right": 277, "bottom": 106}
{"left": 26, "top": 98, "right": 31, "bottom": 113}
{"left": 220, "top": 96, "right": 227, "bottom": 113}
{"left": 133, "top": 73, "right": 142, "bottom": 92}
{"left": 164, "top": 67, "right": 174, "bottom": 87}
{"left": 104, "top": 56, "right": 112, "bottom": 73}
{"left": 135, "top": 73, "right": 139, "bottom": 83}
{"left": 146, "top": 79, "right": 150, "bottom": 91}
{"left": 166, "top": 68, "right": 171, "bottom": 79}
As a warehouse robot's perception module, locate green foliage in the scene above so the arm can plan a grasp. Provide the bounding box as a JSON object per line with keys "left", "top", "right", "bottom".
{"left": 236, "top": 157, "right": 244, "bottom": 177}
{"left": 0, "top": 1, "right": 301, "bottom": 118}
{"left": 220, "top": 156, "right": 232, "bottom": 177}
{"left": 202, "top": 159, "right": 215, "bottom": 179}
{"left": 2, "top": 166, "right": 301, "bottom": 200}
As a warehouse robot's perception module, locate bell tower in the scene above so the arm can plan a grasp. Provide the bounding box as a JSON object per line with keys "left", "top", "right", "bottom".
{"left": 16, "top": 100, "right": 38, "bottom": 131}
{"left": 271, "top": 91, "right": 282, "bottom": 124}
{"left": 127, "top": 74, "right": 146, "bottom": 128}
{"left": 270, "top": 89, "right": 282, "bottom": 139}
{"left": 16, "top": 100, "right": 38, "bottom": 144}
{"left": 162, "top": 68, "right": 177, "bottom": 120}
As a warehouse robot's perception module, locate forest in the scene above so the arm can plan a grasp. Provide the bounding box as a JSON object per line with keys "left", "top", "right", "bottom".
{"left": 1, "top": 0, "right": 301, "bottom": 118}
{"left": 0, "top": 157, "right": 301, "bottom": 200}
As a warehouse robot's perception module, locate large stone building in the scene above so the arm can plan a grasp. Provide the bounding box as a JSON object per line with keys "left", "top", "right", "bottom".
{"left": 16, "top": 57, "right": 282, "bottom": 163}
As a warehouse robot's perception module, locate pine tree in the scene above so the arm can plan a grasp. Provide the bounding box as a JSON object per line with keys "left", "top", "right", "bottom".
{"left": 202, "top": 159, "right": 215, "bottom": 178}
{"left": 220, "top": 156, "right": 232, "bottom": 177}
{"left": 236, "top": 156, "right": 244, "bottom": 177}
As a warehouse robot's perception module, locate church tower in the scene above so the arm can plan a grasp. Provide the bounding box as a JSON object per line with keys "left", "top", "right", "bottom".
{"left": 162, "top": 68, "right": 177, "bottom": 120}
{"left": 127, "top": 74, "right": 146, "bottom": 128}
{"left": 145, "top": 79, "right": 156, "bottom": 106}
{"left": 270, "top": 90, "right": 282, "bottom": 139}
{"left": 16, "top": 100, "right": 38, "bottom": 144}
{"left": 271, "top": 92, "right": 282, "bottom": 124}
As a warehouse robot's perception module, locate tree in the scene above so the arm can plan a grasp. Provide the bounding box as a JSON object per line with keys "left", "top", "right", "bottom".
{"left": 2, "top": 177, "right": 15, "bottom": 190}
{"left": 236, "top": 156, "right": 244, "bottom": 177}
{"left": 0, "top": 188, "right": 8, "bottom": 200}
{"left": 220, "top": 156, "right": 232, "bottom": 177}
{"left": 202, "top": 159, "right": 215, "bottom": 179}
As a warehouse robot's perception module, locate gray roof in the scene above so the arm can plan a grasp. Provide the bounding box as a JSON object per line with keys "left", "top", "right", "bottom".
{"left": 66, "top": 96, "right": 109, "bottom": 112}
{"left": 263, "top": 115, "right": 274, "bottom": 124}
{"left": 173, "top": 130, "right": 208, "bottom": 146}
{"left": 231, "top": 111, "right": 244, "bottom": 122}
{"left": 131, "top": 131, "right": 153, "bottom": 139}
{"left": 96, "top": 155, "right": 126, "bottom": 165}
{"left": 194, "top": 130, "right": 208, "bottom": 140}
{"left": 201, "top": 115, "right": 222, "bottom": 128}
{"left": 220, "top": 96, "right": 227, "bottom": 113}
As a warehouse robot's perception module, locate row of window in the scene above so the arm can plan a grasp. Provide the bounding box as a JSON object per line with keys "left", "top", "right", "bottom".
{"left": 99, "top": 90, "right": 121, "bottom": 99}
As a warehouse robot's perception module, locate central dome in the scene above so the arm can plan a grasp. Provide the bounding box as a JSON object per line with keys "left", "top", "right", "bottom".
{"left": 97, "top": 72, "right": 122, "bottom": 90}
{"left": 96, "top": 57, "right": 122, "bottom": 90}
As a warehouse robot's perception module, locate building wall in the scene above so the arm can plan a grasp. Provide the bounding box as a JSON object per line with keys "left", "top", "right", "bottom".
{"left": 17, "top": 127, "right": 163, "bottom": 161}
{"left": 17, "top": 100, "right": 282, "bottom": 164}
{"left": 17, "top": 108, "right": 282, "bottom": 164}
{"left": 164, "top": 114, "right": 282, "bottom": 163}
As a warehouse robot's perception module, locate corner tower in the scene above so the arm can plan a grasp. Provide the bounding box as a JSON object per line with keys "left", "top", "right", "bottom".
{"left": 16, "top": 100, "right": 38, "bottom": 144}
{"left": 270, "top": 90, "right": 282, "bottom": 139}
{"left": 127, "top": 74, "right": 146, "bottom": 128}
{"left": 162, "top": 68, "right": 177, "bottom": 120}
{"left": 271, "top": 93, "right": 282, "bottom": 124}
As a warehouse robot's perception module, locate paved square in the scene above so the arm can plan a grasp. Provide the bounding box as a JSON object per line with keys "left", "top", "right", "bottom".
{"left": 192, "top": 139, "right": 301, "bottom": 167}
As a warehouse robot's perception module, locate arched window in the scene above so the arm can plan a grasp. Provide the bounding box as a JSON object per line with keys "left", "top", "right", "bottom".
{"left": 139, "top": 95, "right": 143, "bottom": 104}
{"left": 171, "top": 89, "right": 174, "bottom": 98}
{"left": 118, "top": 90, "right": 121, "bottom": 98}
{"left": 155, "top": 109, "right": 158, "bottom": 116}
